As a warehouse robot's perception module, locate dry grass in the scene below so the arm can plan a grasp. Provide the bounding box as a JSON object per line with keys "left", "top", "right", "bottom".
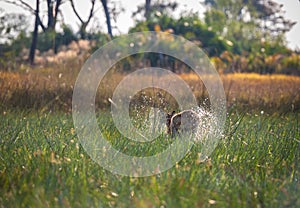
{"left": 1, "top": 65, "right": 300, "bottom": 112}
{"left": 221, "top": 73, "right": 300, "bottom": 111}
{"left": 179, "top": 73, "right": 300, "bottom": 112}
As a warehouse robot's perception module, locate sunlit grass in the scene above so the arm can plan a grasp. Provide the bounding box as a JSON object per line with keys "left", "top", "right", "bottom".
{"left": 0, "top": 110, "right": 299, "bottom": 207}
{"left": 1, "top": 69, "right": 300, "bottom": 111}
{"left": 0, "top": 65, "right": 299, "bottom": 206}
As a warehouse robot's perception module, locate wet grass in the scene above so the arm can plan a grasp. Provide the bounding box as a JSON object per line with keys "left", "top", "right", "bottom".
{"left": 1, "top": 64, "right": 299, "bottom": 207}
{"left": 0, "top": 109, "right": 299, "bottom": 207}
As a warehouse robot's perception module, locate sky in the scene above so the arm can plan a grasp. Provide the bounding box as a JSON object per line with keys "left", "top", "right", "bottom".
{"left": 0, "top": 0, "right": 299, "bottom": 50}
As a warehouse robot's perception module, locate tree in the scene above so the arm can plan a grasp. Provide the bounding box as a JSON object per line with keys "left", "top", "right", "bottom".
{"left": 244, "top": 0, "right": 296, "bottom": 34}
{"left": 204, "top": 9, "right": 226, "bottom": 36}
{"left": 29, "top": 0, "right": 40, "bottom": 65}
{"left": 1, "top": 0, "right": 65, "bottom": 62}
{"left": 0, "top": 8, "right": 28, "bottom": 42}
{"left": 132, "top": 0, "right": 178, "bottom": 21}
{"left": 69, "top": 0, "right": 96, "bottom": 39}
{"left": 145, "top": 0, "right": 151, "bottom": 19}
{"left": 202, "top": 0, "right": 296, "bottom": 54}
{"left": 1, "top": 0, "right": 63, "bottom": 32}
{"left": 0, "top": 8, "right": 30, "bottom": 69}
{"left": 129, "top": 13, "right": 228, "bottom": 57}
{"left": 100, "top": 0, "right": 113, "bottom": 38}
{"left": 45, "top": 0, "right": 62, "bottom": 31}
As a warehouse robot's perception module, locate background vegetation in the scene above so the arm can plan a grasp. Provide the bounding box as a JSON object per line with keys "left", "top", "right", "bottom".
{"left": 0, "top": 0, "right": 299, "bottom": 74}
{"left": 0, "top": 0, "right": 299, "bottom": 207}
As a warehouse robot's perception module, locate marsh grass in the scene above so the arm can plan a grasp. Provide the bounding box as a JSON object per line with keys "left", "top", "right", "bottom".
{"left": 1, "top": 64, "right": 300, "bottom": 207}
{"left": 1, "top": 67, "right": 300, "bottom": 112}
{"left": 0, "top": 109, "right": 299, "bottom": 207}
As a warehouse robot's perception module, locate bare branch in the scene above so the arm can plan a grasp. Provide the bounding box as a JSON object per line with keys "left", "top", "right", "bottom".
{"left": 54, "top": 0, "right": 63, "bottom": 20}
{"left": 86, "top": 0, "right": 96, "bottom": 26}
{"left": 19, "top": 0, "right": 35, "bottom": 12}
{"left": 1, "top": 0, "right": 47, "bottom": 31}
{"left": 37, "top": 15, "right": 46, "bottom": 32}
{"left": 69, "top": 0, "right": 84, "bottom": 23}
{"left": 69, "top": 0, "right": 96, "bottom": 25}
{"left": 1, "top": 0, "right": 35, "bottom": 13}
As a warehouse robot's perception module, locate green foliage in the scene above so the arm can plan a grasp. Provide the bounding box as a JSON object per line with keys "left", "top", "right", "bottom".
{"left": 0, "top": 31, "right": 31, "bottom": 70}
{"left": 281, "top": 53, "right": 300, "bottom": 75}
{"left": 37, "top": 25, "right": 77, "bottom": 53}
{"left": 0, "top": 110, "right": 299, "bottom": 207}
{"left": 0, "top": 25, "right": 77, "bottom": 68}
{"left": 130, "top": 13, "right": 229, "bottom": 56}
{"left": 263, "top": 42, "right": 290, "bottom": 56}
{"left": 0, "top": 10, "right": 31, "bottom": 69}
{"left": 216, "top": 50, "right": 300, "bottom": 75}
{"left": 176, "top": 15, "right": 229, "bottom": 56}
{"left": 204, "top": 9, "right": 226, "bottom": 35}
{"left": 0, "top": 0, "right": 297, "bottom": 74}
{"left": 129, "top": 21, "right": 149, "bottom": 33}
{"left": 202, "top": 0, "right": 293, "bottom": 55}
{"left": 0, "top": 44, "right": 17, "bottom": 70}
{"left": 88, "top": 32, "right": 111, "bottom": 53}
{"left": 55, "top": 25, "right": 77, "bottom": 50}
{"left": 132, "top": 0, "right": 178, "bottom": 20}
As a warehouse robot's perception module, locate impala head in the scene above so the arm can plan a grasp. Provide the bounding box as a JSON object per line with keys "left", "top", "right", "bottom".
{"left": 166, "top": 111, "right": 176, "bottom": 134}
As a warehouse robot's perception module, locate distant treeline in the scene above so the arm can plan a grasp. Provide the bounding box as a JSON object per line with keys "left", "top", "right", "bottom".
{"left": 0, "top": 0, "right": 299, "bottom": 74}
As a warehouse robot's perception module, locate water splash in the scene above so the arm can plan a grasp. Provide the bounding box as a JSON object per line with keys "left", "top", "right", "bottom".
{"left": 140, "top": 107, "right": 166, "bottom": 141}
{"left": 192, "top": 106, "right": 223, "bottom": 162}
{"left": 192, "top": 106, "right": 214, "bottom": 142}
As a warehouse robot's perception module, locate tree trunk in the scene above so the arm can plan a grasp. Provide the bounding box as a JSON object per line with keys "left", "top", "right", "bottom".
{"left": 46, "top": 0, "right": 54, "bottom": 29}
{"left": 145, "top": 0, "right": 151, "bottom": 19}
{"left": 46, "top": 0, "right": 62, "bottom": 54}
{"left": 101, "top": 0, "right": 113, "bottom": 38}
{"left": 29, "top": 0, "right": 39, "bottom": 65}
{"left": 46, "top": 0, "right": 61, "bottom": 30}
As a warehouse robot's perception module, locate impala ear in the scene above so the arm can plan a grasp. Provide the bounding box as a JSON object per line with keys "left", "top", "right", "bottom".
{"left": 167, "top": 111, "right": 176, "bottom": 119}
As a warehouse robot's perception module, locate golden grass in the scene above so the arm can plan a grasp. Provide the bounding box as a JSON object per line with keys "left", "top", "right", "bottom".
{"left": 221, "top": 73, "right": 300, "bottom": 110}
{"left": 0, "top": 68, "right": 300, "bottom": 112}
{"left": 179, "top": 73, "right": 300, "bottom": 111}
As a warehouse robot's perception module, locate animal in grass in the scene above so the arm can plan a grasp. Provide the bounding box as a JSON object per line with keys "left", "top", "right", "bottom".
{"left": 166, "top": 110, "right": 200, "bottom": 137}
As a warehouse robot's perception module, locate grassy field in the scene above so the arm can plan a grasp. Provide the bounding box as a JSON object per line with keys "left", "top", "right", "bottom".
{"left": 0, "top": 66, "right": 300, "bottom": 207}
{"left": 0, "top": 109, "right": 299, "bottom": 207}
{"left": 1, "top": 64, "right": 300, "bottom": 111}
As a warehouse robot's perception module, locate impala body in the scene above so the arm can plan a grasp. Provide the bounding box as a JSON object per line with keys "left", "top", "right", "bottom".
{"left": 166, "top": 110, "right": 200, "bottom": 137}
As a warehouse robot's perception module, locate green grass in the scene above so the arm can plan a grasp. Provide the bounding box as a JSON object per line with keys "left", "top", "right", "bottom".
{"left": 0, "top": 109, "right": 299, "bottom": 207}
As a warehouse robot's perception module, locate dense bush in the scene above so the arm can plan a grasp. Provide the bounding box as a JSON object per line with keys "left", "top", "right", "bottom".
{"left": 214, "top": 51, "right": 300, "bottom": 75}
{"left": 129, "top": 14, "right": 229, "bottom": 57}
